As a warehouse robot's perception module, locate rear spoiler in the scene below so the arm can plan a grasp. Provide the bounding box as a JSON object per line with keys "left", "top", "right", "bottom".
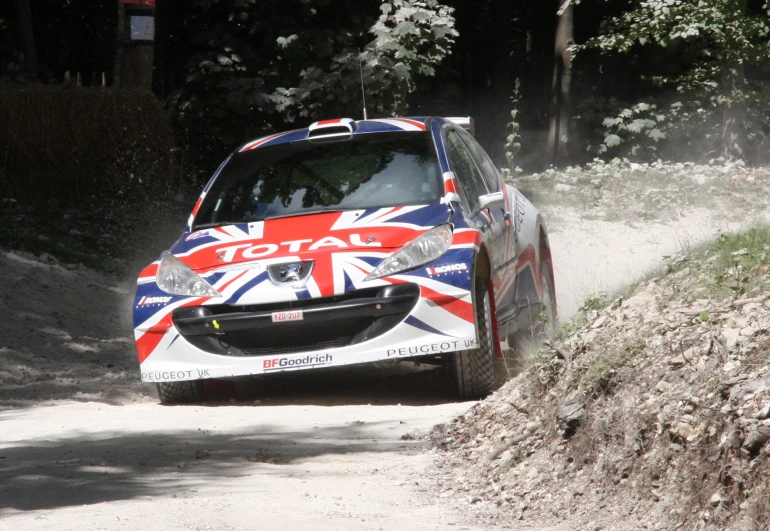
{"left": 446, "top": 117, "right": 475, "bottom": 136}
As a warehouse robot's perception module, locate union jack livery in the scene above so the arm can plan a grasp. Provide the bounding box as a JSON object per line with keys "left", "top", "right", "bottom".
{"left": 133, "top": 116, "right": 556, "bottom": 403}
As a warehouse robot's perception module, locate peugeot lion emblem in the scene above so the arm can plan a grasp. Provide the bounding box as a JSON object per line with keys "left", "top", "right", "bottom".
{"left": 267, "top": 261, "right": 313, "bottom": 287}
{"left": 277, "top": 263, "right": 303, "bottom": 283}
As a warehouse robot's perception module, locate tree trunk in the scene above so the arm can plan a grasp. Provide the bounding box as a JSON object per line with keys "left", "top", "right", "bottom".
{"left": 721, "top": 62, "right": 746, "bottom": 160}
{"left": 14, "top": 0, "right": 37, "bottom": 77}
{"left": 545, "top": 2, "right": 574, "bottom": 167}
{"left": 720, "top": 0, "right": 747, "bottom": 160}
{"left": 113, "top": 3, "right": 125, "bottom": 87}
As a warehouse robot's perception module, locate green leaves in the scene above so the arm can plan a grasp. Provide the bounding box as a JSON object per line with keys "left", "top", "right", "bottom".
{"left": 604, "top": 134, "right": 622, "bottom": 147}
{"left": 504, "top": 79, "right": 523, "bottom": 171}
{"left": 169, "top": 0, "right": 457, "bottom": 167}
{"left": 627, "top": 119, "right": 647, "bottom": 133}
{"left": 577, "top": 0, "right": 770, "bottom": 163}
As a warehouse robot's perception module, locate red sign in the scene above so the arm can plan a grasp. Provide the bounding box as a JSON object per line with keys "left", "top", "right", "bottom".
{"left": 119, "top": 0, "right": 156, "bottom": 7}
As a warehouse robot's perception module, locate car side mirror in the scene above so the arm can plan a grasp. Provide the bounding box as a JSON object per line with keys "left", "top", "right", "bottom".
{"left": 478, "top": 191, "right": 505, "bottom": 210}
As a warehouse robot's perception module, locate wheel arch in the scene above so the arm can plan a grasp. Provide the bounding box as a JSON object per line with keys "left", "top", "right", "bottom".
{"left": 473, "top": 243, "right": 492, "bottom": 282}
{"left": 471, "top": 243, "right": 502, "bottom": 359}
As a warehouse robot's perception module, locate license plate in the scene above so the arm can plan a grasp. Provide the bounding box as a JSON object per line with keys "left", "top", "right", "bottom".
{"left": 272, "top": 309, "right": 303, "bottom": 323}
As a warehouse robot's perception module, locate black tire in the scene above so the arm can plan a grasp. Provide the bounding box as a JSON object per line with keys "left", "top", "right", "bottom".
{"left": 233, "top": 378, "right": 260, "bottom": 401}
{"left": 538, "top": 259, "right": 557, "bottom": 340}
{"left": 157, "top": 380, "right": 204, "bottom": 404}
{"left": 453, "top": 277, "right": 500, "bottom": 400}
{"left": 511, "top": 258, "right": 557, "bottom": 351}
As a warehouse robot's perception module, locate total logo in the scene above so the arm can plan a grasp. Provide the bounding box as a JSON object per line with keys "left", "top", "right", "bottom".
{"left": 215, "top": 235, "right": 381, "bottom": 263}
{"left": 263, "top": 354, "right": 333, "bottom": 371}
{"left": 425, "top": 263, "right": 468, "bottom": 276}
{"left": 137, "top": 295, "right": 173, "bottom": 307}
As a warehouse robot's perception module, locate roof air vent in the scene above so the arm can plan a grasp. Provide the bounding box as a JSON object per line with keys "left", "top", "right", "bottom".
{"left": 307, "top": 118, "right": 357, "bottom": 140}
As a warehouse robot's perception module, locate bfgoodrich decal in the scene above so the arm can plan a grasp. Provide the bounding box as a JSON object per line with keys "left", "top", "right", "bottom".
{"left": 263, "top": 353, "right": 332, "bottom": 371}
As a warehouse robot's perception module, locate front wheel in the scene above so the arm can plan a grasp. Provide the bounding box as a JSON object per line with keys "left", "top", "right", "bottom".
{"left": 537, "top": 259, "right": 557, "bottom": 340}
{"left": 157, "top": 380, "right": 204, "bottom": 404}
{"left": 453, "top": 277, "right": 500, "bottom": 400}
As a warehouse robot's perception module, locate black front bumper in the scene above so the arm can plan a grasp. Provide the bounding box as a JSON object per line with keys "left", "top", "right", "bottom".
{"left": 172, "top": 284, "right": 419, "bottom": 357}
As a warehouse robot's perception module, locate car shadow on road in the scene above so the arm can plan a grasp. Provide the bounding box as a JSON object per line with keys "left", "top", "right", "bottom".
{"left": 0, "top": 418, "right": 422, "bottom": 513}
{"left": 203, "top": 363, "right": 459, "bottom": 407}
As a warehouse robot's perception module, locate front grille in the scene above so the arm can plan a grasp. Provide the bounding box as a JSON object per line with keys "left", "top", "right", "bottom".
{"left": 176, "top": 284, "right": 418, "bottom": 358}
{"left": 267, "top": 261, "right": 313, "bottom": 286}
{"left": 241, "top": 337, "right": 353, "bottom": 357}
{"left": 224, "top": 315, "right": 376, "bottom": 356}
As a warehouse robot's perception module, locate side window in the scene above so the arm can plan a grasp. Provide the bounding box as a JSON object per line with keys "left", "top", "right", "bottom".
{"left": 457, "top": 128, "right": 500, "bottom": 192}
{"left": 444, "top": 130, "right": 489, "bottom": 212}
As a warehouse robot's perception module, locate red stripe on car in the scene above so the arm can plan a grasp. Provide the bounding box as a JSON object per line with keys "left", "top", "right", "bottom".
{"left": 191, "top": 197, "right": 203, "bottom": 216}
{"left": 419, "top": 285, "right": 474, "bottom": 323}
{"left": 136, "top": 298, "right": 212, "bottom": 363}
{"left": 391, "top": 118, "right": 426, "bottom": 130}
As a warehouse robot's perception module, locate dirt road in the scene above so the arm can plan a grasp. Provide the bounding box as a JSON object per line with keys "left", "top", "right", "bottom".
{"left": 0, "top": 395, "right": 481, "bottom": 531}
{"left": 547, "top": 206, "right": 764, "bottom": 319}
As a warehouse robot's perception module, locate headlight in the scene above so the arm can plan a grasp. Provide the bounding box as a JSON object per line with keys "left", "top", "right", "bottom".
{"left": 364, "top": 224, "right": 453, "bottom": 281}
{"left": 156, "top": 252, "right": 221, "bottom": 297}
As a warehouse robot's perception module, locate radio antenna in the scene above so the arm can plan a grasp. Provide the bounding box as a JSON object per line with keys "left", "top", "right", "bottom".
{"left": 359, "top": 53, "right": 368, "bottom": 120}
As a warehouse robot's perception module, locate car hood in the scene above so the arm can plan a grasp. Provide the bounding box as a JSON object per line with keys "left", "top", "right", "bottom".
{"left": 171, "top": 204, "right": 453, "bottom": 273}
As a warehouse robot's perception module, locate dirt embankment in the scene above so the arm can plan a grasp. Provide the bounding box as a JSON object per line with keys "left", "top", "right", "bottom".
{"left": 432, "top": 163, "right": 770, "bottom": 530}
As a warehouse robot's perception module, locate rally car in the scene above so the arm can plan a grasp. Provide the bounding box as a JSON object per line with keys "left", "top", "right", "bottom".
{"left": 133, "top": 116, "right": 556, "bottom": 403}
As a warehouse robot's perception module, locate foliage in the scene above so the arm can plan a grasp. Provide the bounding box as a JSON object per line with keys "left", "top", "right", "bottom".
{"left": 580, "top": 343, "right": 637, "bottom": 396}
{"left": 0, "top": 87, "right": 178, "bottom": 205}
{"left": 576, "top": 0, "right": 770, "bottom": 163}
{"left": 708, "top": 225, "right": 770, "bottom": 298}
{"left": 0, "top": 16, "right": 33, "bottom": 84}
{"left": 0, "top": 52, "right": 33, "bottom": 84}
{"left": 169, "top": 0, "right": 457, "bottom": 167}
{"left": 504, "top": 79, "right": 523, "bottom": 172}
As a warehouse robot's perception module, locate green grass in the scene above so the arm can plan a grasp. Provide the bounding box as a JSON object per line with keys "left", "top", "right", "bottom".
{"left": 704, "top": 224, "right": 770, "bottom": 299}
{"left": 579, "top": 339, "right": 644, "bottom": 397}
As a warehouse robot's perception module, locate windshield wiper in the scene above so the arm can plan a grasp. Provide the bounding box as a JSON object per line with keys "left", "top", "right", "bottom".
{"left": 191, "top": 219, "right": 265, "bottom": 230}
{"left": 263, "top": 208, "right": 355, "bottom": 221}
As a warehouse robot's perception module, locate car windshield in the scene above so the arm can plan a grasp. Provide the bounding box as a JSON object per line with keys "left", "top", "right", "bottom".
{"left": 193, "top": 132, "right": 442, "bottom": 229}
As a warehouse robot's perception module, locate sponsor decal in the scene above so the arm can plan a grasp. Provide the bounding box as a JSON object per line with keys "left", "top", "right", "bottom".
{"left": 425, "top": 263, "right": 468, "bottom": 276}
{"left": 141, "top": 369, "right": 210, "bottom": 381}
{"left": 262, "top": 353, "right": 332, "bottom": 371}
{"left": 185, "top": 230, "right": 210, "bottom": 241}
{"left": 272, "top": 309, "right": 303, "bottom": 322}
{"left": 514, "top": 192, "right": 526, "bottom": 241}
{"left": 386, "top": 339, "right": 476, "bottom": 357}
{"left": 215, "top": 234, "right": 381, "bottom": 263}
{"left": 137, "top": 295, "right": 173, "bottom": 307}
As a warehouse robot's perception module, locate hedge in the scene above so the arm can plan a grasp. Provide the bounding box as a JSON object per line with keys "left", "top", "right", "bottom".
{"left": 0, "top": 86, "right": 178, "bottom": 204}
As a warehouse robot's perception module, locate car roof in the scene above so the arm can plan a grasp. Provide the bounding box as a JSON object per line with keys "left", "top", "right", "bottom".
{"left": 236, "top": 116, "right": 461, "bottom": 153}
